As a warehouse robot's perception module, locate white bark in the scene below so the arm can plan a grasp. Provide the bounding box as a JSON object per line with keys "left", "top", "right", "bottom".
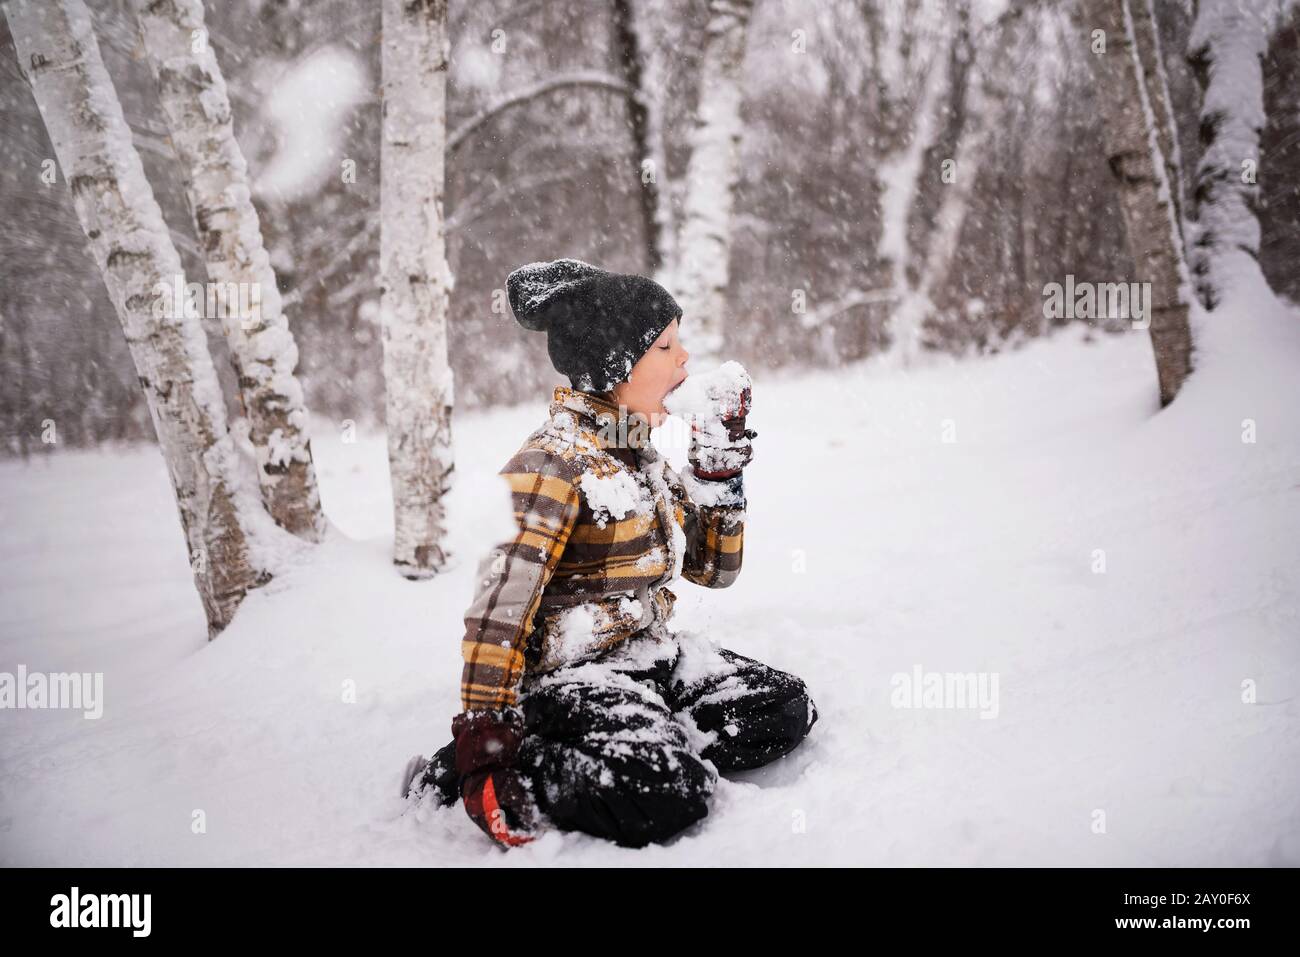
{"left": 872, "top": 2, "right": 1031, "bottom": 365}
{"left": 380, "top": 0, "right": 455, "bottom": 579}
{"left": 1130, "top": 0, "right": 1189, "bottom": 244}
{"left": 4, "top": 0, "right": 265, "bottom": 634}
{"left": 919, "top": 65, "right": 988, "bottom": 306}
{"left": 1083, "top": 0, "right": 1194, "bottom": 405}
{"left": 129, "top": 0, "right": 324, "bottom": 542}
{"left": 1188, "top": 0, "right": 1273, "bottom": 307}
{"left": 673, "top": 0, "right": 755, "bottom": 364}
{"left": 911, "top": 6, "right": 1019, "bottom": 314}
{"left": 878, "top": 42, "right": 949, "bottom": 365}
{"left": 874, "top": 4, "right": 953, "bottom": 366}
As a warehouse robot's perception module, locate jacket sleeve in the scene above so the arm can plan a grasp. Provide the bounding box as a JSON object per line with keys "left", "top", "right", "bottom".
{"left": 674, "top": 469, "right": 746, "bottom": 589}
{"left": 459, "top": 446, "right": 582, "bottom": 713}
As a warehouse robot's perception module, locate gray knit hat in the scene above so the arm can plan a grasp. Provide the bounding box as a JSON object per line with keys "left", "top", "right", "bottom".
{"left": 506, "top": 258, "right": 683, "bottom": 393}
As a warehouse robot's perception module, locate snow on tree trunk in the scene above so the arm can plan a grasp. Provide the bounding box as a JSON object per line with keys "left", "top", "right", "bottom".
{"left": 4, "top": 0, "right": 267, "bottom": 634}
{"left": 380, "top": 0, "right": 454, "bottom": 579}
{"left": 872, "top": 2, "right": 1032, "bottom": 366}
{"left": 1084, "top": 0, "right": 1194, "bottom": 406}
{"left": 129, "top": 0, "right": 325, "bottom": 543}
{"left": 874, "top": 8, "right": 953, "bottom": 367}
{"left": 916, "top": 16, "right": 990, "bottom": 316}
{"left": 1187, "top": 0, "right": 1272, "bottom": 308}
{"left": 673, "top": 0, "right": 754, "bottom": 364}
{"left": 1130, "top": 0, "right": 1190, "bottom": 245}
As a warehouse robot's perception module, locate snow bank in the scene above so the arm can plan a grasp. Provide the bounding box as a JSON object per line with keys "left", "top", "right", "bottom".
{"left": 2, "top": 306, "right": 1297, "bottom": 865}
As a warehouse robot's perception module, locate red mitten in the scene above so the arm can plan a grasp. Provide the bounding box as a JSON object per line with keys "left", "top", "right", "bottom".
{"left": 690, "top": 384, "right": 757, "bottom": 480}
{"left": 451, "top": 708, "right": 540, "bottom": 847}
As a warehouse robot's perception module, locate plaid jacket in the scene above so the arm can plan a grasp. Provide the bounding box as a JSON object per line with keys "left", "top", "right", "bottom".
{"left": 459, "top": 386, "right": 746, "bottom": 712}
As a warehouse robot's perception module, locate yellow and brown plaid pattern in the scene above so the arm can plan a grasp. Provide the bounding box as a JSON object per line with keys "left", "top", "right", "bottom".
{"left": 459, "top": 386, "right": 746, "bottom": 712}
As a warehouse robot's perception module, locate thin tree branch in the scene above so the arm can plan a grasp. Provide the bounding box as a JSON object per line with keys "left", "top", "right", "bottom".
{"left": 448, "top": 71, "right": 632, "bottom": 152}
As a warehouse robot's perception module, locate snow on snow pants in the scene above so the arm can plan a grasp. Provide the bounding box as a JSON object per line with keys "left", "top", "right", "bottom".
{"left": 420, "top": 626, "right": 819, "bottom": 848}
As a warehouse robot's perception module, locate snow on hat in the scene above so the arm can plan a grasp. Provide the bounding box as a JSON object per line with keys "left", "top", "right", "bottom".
{"left": 506, "top": 257, "right": 683, "bottom": 393}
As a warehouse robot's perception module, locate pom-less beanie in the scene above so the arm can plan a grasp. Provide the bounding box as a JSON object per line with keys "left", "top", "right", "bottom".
{"left": 505, "top": 258, "right": 683, "bottom": 393}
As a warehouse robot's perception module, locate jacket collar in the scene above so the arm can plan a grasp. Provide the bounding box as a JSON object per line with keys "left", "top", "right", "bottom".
{"left": 551, "top": 386, "right": 656, "bottom": 451}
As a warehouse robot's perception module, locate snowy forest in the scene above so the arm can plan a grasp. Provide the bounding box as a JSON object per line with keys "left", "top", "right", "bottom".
{"left": 1, "top": 0, "right": 1298, "bottom": 867}
{"left": 5, "top": 0, "right": 1299, "bottom": 451}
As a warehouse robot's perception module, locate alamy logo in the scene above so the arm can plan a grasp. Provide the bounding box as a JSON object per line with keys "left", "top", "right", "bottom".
{"left": 1042, "top": 274, "right": 1152, "bottom": 328}
{"left": 0, "top": 665, "right": 103, "bottom": 719}
{"left": 152, "top": 274, "right": 263, "bottom": 328}
{"left": 50, "top": 887, "right": 151, "bottom": 937}
{"left": 890, "top": 665, "right": 999, "bottom": 719}
{"left": 594, "top": 407, "right": 655, "bottom": 448}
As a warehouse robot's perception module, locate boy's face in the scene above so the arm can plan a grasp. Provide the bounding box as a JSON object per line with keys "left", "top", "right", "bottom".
{"left": 610, "top": 318, "right": 689, "bottom": 428}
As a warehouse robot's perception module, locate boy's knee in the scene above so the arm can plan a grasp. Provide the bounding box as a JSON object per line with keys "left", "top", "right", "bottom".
{"left": 751, "top": 676, "right": 818, "bottom": 746}
{"left": 692, "top": 665, "right": 819, "bottom": 772}
{"left": 533, "top": 740, "right": 716, "bottom": 848}
{"left": 783, "top": 677, "right": 819, "bottom": 734}
{"left": 595, "top": 749, "right": 716, "bottom": 847}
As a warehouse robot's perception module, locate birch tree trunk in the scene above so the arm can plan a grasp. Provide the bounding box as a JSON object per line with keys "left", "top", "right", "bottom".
{"left": 874, "top": 2, "right": 1035, "bottom": 365}
{"left": 1187, "top": 0, "right": 1272, "bottom": 308}
{"left": 380, "top": 0, "right": 454, "bottom": 579}
{"left": 129, "top": 0, "right": 325, "bottom": 542}
{"left": 873, "top": 4, "right": 953, "bottom": 366}
{"left": 1259, "top": 2, "right": 1300, "bottom": 302}
{"left": 673, "top": 0, "right": 754, "bottom": 364}
{"left": 1129, "top": 0, "right": 1189, "bottom": 245}
{"left": 914, "top": 14, "right": 991, "bottom": 317}
{"left": 631, "top": 0, "right": 678, "bottom": 284}
{"left": 1084, "top": 0, "right": 1194, "bottom": 406}
{"left": 614, "top": 0, "right": 666, "bottom": 274}
{"left": 4, "top": 0, "right": 266, "bottom": 634}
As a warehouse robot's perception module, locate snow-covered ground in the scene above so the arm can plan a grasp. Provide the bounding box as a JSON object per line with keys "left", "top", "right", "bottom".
{"left": 2, "top": 295, "right": 1298, "bottom": 866}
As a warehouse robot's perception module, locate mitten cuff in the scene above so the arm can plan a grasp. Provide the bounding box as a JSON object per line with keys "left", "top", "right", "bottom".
{"left": 451, "top": 707, "right": 526, "bottom": 777}
{"left": 683, "top": 468, "right": 746, "bottom": 507}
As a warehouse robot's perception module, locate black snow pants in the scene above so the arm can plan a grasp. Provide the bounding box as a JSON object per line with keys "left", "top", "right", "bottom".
{"left": 417, "top": 626, "right": 819, "bottom": 848}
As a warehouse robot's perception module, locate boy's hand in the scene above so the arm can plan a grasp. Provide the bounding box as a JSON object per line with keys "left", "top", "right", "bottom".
{"left": 690, "top": 385, "right": 756, "bottom": 481}
{"left": 452, "top": 708, "right": 541, "bottom": 848}
{"left": 460, "top": 767, "right": 540, "bottom": 847}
